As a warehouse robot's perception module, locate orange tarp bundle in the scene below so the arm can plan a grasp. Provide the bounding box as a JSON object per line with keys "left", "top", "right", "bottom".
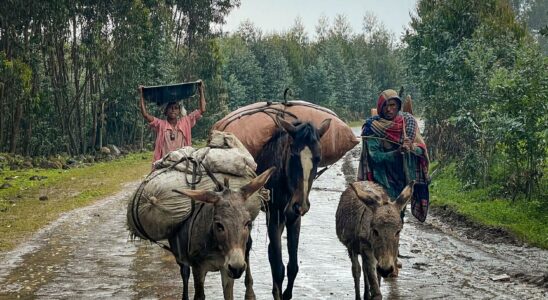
{"left": 212, "top": 101, "right": 359, "bottom": 167}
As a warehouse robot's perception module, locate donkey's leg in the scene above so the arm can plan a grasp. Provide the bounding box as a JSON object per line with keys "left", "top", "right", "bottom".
{"left": 361, "top": 254, "right": 371, "bottom": 300}
{"left": 267, "top": 209, "right": 286, "bottom": 300}
{"left": 177, "top": 263, "right": 191, "bottom": 300}
{"left": 348, "top": 249, "right": 361, "bottom": 300}
{"left": 282, "top": 216, "right": 301, "bottom": 300}
{"left": 169, "top": 236, "right": 190, "bottom": 300}
{"left": 192, "top": 266, "right": 207, "bottom": 300}
{"left": 363, "top": 252, "right": 382, "bottom": 300}
{"left": 221, "top": 269, "right": 235, "bottom": 300}
{"left": 244, "top": 236, "right": 256, "bottom": 300}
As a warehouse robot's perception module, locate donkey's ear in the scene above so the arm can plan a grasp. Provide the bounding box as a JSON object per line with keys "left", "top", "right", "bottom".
{"left": 395, "top": 181, "right": 415, "bottom": 211}
{"left": 350, "top": 182, "right": 379, "bottom": 208}
{"left": 277, "top": 117, "right": 297, "bottom": 135}
{"left": 173, "top": 189, "right": 221, "bottom": 204}
{"left": 240, "top": 167, "right": 276, "bottom": 200}
{"left": 317, "top": 118, "right": 332, "bottom": 138}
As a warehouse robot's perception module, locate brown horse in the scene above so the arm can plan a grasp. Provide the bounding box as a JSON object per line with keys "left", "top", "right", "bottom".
{"left": 255, "top": 117, "right": 331, "bottom": 300}
{"left": 168, "top": 167, "right": 275, "bottom": 300}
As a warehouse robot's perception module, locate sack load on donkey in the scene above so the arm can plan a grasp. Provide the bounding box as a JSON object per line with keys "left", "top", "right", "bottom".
{"left": 126, "top": 130, "right": 269, "bottom": 242}
{"left": 212, "top": 100, "right": 359, "bottom": 167}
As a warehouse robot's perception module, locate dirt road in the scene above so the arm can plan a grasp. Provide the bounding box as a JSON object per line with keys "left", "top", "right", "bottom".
{"left": 0, "top": 145, "right": 546, "bottom": 299}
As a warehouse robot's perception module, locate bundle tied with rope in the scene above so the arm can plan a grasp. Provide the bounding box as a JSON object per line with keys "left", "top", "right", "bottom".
{"left": 212, "top": 100, "right": 359, "bottom": 168}
{"left": 126, "top": 131, "right": 269, "bottom": 241}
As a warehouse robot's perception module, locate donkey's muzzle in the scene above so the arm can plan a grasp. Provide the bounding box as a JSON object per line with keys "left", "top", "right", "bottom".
{"left": 227, "top": 264, "right": 245, "bottom": 279}
{"left": 377, "top": 266, "right": 394, "bottom": 278}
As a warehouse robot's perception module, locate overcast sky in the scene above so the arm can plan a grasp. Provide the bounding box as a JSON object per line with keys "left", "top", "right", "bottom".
{"left": 223, "top": 0, "right": 418, "bottom": 38}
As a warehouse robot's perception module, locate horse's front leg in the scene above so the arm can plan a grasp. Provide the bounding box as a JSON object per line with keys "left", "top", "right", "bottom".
{"left": 244, "top": 236, "right": 256, "bottom": 300}
{"left": 221, "top": 269, "right": 235, "bottom": 300}
{"left": 282, "top": 215, "right": 301, "bottom": 300}
{"left": 267, "top": 208, "right": 286, "bottom": 300}
{"left": 192, "top": 266, "right": 207, "bottom": 300}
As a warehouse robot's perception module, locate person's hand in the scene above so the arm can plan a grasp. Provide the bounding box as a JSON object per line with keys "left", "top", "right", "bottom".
{"left": 399, "top": 138, "right": 412, "bottom": 153}
{"left": 197, "top": 80, "right": 205, "bottom": 93}
{"left": 138, "top": 85, "right": 144, "bottom": 99}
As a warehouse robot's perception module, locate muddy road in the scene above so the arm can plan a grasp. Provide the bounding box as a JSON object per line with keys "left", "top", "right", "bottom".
{"left": 1, "top": 144, "right": 547, "bottom": 299}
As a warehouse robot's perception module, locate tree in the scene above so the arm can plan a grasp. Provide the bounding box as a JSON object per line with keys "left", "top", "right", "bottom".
{"left": 220, "top": 36, "right": 263, "bottom": 108}
{"left": 404, "top": 0, "right": 545, "bottom": 199}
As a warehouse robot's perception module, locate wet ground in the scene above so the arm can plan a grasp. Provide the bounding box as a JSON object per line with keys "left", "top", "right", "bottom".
{"left": 0, "top": 136, "right": 547, "bottom": 299}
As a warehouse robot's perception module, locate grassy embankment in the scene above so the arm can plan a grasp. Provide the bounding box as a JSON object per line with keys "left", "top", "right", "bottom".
{"left": 0, "top": 152, "right": 152, "bottom": 252}
{"left": 430, "top": 164, "right": 547, "bottom": 249}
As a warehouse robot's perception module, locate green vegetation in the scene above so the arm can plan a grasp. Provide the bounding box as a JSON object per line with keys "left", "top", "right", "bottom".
{"left": 430, "top": 164, "right": 548, "bottom": 249}
{"left": 346, "top": 121, "right": 363, "bottom": 128}
{"left": 405, "top": 0, "right": 547, "bottom": 201}
{"left": 0, "top": 153, "right": 152, "bottom": 252}
{"left": 1, "top": 0, "right": 546, "bottom": 251}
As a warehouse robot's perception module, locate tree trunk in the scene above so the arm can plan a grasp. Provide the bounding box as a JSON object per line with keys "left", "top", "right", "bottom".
{"left": 0, "top": 84, "right": 4, "bottom": 151}
{"left": 98, "top": 101, "right": 105, "bottom": 149}
{"left": 9, "top": 101, "right": 22, "bottom": 154}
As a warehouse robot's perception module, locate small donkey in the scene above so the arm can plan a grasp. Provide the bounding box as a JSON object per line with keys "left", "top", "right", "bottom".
{"left": 169, "top": 167, "right": 275, "bottom": 300}
{"left": 336, "top": 181, "right": 414, "bottom": 300}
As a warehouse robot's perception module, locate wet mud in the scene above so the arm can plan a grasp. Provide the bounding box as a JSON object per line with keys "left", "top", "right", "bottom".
{"left": 0, "top": 139, "right": 546, "bottom": 299}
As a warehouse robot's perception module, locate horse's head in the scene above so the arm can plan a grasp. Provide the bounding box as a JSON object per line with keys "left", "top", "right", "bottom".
{"left": 175, "top": 167, "right": 275, "bottom": 279}
{"left": 278, "top": 117, "right": 331, "bottom": 216}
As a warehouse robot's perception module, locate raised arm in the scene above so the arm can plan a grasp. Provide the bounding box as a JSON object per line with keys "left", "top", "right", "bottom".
{"left": 197, "top": 80, "right": 206, "bottom": 114}
{"left": 139, "top": 86, "right": 154, "bottom": 123}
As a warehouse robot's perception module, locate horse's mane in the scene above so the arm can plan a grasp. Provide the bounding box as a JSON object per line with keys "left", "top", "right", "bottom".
{"left": 256, "top": 127, "right": 290, "bottom": 187}
{"left": 291, "top": 121, "right": 318, "bottom": 144}
{"left": 255, "top": 121, "right": 319, "bottom": 189}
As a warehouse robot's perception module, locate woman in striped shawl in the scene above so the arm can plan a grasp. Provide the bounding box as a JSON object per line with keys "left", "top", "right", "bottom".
{"left": 358, "top": 89, "right": 430, "bottom": 223}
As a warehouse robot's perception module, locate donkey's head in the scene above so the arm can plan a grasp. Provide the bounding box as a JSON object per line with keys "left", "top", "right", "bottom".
{"left": 278, "top": 117, "right": 331, "bottom": 216}
{"left": 176, "top": 167, "right": 275, "bottom": 279}
{"left": 351, "top": 181, "right": 414, "bottom": 278}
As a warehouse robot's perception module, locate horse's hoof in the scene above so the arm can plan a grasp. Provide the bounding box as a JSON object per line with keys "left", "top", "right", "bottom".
{"left": 282, "top": 290, "right": 293, "bottom": 300}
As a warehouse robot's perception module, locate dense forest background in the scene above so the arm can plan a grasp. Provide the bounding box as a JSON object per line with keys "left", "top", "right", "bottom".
{"left": 1, "top": 0, "right": 546, "bottom": 199}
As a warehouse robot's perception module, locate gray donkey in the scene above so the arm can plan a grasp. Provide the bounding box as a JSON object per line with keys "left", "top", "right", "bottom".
{"left": 169, "top": 167, "right": 275, "bottom": 300}
{"left": 336, "top": 180, "right": 414, "bottom": 300}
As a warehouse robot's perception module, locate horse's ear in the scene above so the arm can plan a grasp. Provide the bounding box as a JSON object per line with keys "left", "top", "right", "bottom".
{"left": 350, "top": 182, "right": 379, "bottom": 209}
{"left": 277, "top": 117, "right": 297, "bottom": 135}
{"left": 172, "top": 189, "right": 221, "bottom": 204}
{"left": 239, "top": 167, "right": 276, "bottom": 200}
{"left": 317, "top": 118, "right": 332, "bottom": 138}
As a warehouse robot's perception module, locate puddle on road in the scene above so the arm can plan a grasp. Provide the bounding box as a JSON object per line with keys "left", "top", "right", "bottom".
{"left": 0, "top": 145, "right": 546, "bottom": 299}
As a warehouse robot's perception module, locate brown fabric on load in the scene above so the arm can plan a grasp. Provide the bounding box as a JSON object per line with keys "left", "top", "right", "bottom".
{"left": 403, "top": 95, "right": 414, "bottom": 115}
{"left": 213, "top": 101, "right": 359, "bottom": 167}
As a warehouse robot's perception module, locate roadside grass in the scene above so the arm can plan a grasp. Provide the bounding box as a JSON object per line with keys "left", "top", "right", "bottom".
{"left": 0, "top": 152, "right": 152, "bottom": 252}
{"left": 430, "top": 164, "right": 548, "bottom": 249}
